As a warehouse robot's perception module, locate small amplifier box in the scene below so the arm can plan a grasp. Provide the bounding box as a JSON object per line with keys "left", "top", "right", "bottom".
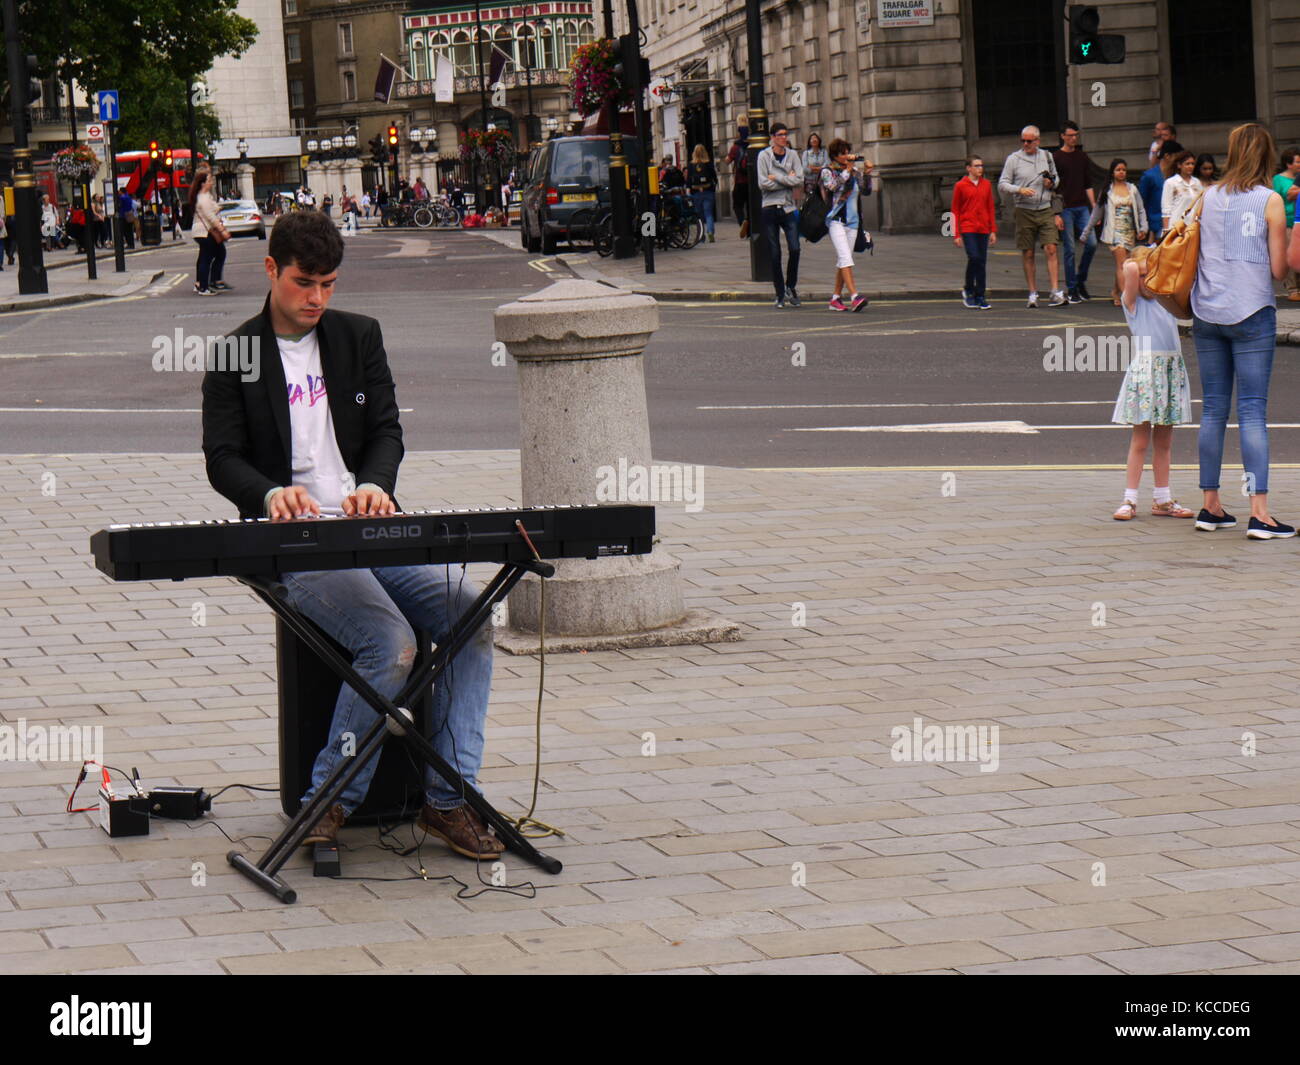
{"left": 98, "top": 786, "right": 150, "bottom": 838}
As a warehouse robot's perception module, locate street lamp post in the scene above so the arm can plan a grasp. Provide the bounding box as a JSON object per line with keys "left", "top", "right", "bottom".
{"left": 2, "top": 0, "right": 48, "bottom": 293}
{"left": 744, "top": 0, "right": 771, "bottom": 282}
{"left": 603, "top": 0, "right": 633, "bottom": 258}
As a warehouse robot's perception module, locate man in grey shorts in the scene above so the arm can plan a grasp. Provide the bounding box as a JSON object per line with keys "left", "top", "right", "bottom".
{"left": 999, "top": 125, "right": 1066, "bottom": 308}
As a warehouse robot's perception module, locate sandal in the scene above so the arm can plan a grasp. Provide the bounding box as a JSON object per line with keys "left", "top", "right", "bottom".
{"left": 1151, "top": 499, "right": 1194, "bottom": 518}
{"left": 1113, "top": 500, "right": 1138, "bottom": 521}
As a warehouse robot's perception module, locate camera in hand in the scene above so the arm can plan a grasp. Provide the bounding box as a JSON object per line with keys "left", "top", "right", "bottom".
{"left": 1039, "top": 170, "right": 1055, "bottom": 189}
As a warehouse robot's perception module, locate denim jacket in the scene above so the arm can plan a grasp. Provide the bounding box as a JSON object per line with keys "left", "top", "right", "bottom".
{"left": 821, "top": 165, "right": 860, "bottom": 228}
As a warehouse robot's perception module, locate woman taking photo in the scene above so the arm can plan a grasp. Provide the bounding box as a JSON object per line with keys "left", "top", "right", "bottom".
{"left": 1192, "top": 122, "right": 1292, "bottom": 539}
{"left": 687, "top": 144, "right": 718, "bottom": 243}
{"left": 821, "top": 138, "right": 871, "bottom": 312}
{"left": 188, "top": 168, "right": 229, "bottom": 295}
{"left": 1089, "top": 158, "right": 1148, "bottom": 305}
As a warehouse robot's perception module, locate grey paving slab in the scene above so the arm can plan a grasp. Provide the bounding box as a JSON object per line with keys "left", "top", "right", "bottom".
{"left": 5, "top": 451, "right": 1300, "bottom": 974}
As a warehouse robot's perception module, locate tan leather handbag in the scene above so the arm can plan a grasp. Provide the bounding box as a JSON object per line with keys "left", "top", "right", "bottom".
{"left": 1141, "top": 191, "right": 1205, "bottom": 319}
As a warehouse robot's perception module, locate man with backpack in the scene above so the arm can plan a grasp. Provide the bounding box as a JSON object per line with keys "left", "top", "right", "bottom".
{"left": 726, "top": 125, "right": 751, "bottom": 236}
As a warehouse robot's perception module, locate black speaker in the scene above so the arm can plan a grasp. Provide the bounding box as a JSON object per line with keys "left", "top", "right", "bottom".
{"left": 276, "top": 619, "right": 432, "bottom": 824}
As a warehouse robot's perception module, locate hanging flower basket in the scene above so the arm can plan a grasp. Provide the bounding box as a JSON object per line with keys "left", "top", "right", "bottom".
{"left": 569, "top": 38, "right": 630, "bottom": 117}
{"left": 53, "top": 144, "right": 101, "bottom": 183}
{"left": 459, "top": 127, "right": 515, "bottom": 164}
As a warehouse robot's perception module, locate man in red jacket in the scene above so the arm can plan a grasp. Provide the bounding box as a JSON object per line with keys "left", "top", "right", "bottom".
{"left": 951, "top": 156, "right": 997, "bottom": 309}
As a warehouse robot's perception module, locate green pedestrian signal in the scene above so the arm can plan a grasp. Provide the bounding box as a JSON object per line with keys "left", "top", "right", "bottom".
{"left": 1068, "top": 5, "right": 1125, "bottom": 65}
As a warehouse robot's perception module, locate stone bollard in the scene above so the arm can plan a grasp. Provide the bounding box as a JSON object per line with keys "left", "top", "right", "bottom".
{"left": 493, "top": 279, "right": 739, "bottom": 653}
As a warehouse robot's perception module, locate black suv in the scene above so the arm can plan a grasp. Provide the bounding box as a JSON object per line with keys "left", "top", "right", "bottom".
{"left": 519, "top": 135, "right": 644, "bottom": 254}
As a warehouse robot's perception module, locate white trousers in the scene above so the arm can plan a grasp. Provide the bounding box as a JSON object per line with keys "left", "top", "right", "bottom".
{"left": 828, "top": 219, "right": 854, "bottom": 269}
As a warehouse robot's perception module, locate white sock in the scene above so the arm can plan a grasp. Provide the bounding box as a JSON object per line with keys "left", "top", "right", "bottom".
{"left": 1124, "top": 488, "right": 1139, "bottom": 504}
{"left": 1154, "top": 486, "right": 1172, "bottom": 503}
{"left": 850, "top": 293, "right": 860, "bottom": 301}
{"left": 1029, "top": 290, "right": 1039, "bottom": 299}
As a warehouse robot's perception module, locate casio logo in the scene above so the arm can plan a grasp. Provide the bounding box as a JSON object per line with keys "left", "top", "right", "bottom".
{"left": 362, "top": 524, "right": 422, "bottom": 540}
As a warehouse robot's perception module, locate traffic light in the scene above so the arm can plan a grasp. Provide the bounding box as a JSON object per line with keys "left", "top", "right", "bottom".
{"left": 369, "top": 133, "right": 388, "bottom": 165}
{"left": 163, "top": 148, "right": 173, "bottom": 169}
{"left": 1068, "top": 5, "right": 1125, "bottom": 64}
{"left": 149, "top": 140, "right": 160, "bottom": 161}
{"left": 24, "top": 54, "right": 42, "bottom": 107}
{"left": 386, "top": 124, "right": 399, "bottom": 149}
{"left": 614, "top": 33, "right": 651, "bottom": 96}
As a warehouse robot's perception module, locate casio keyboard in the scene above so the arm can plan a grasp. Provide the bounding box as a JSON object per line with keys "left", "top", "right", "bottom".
{"left": 91, "top": 504, "right": 655, "bottom": 582}
{"left": 88, "top": 503, "right": 655, "bottom": 902}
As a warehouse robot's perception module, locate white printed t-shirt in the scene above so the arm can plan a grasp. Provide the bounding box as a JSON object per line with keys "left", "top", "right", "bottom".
{"left": 277, "top": 329, "right": 351, "bottom": 516}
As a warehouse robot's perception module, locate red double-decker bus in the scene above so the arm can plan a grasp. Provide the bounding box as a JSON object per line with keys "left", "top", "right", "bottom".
{"left": 114, "top": 148, "right": 206, "bottom": 203}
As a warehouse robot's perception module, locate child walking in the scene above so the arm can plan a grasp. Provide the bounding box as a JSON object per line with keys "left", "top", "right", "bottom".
{"left": 1111, "top": 248, "right": 1194, "bottom": 520}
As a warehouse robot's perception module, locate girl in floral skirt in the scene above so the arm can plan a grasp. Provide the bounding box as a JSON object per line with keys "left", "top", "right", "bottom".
{"left": 1111, "top": 248, "right": 1194, "bottom": 520}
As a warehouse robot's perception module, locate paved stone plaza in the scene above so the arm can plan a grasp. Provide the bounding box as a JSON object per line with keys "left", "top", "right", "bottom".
{"left": 2, "top": 450, "right": 1299, "bottom": 974}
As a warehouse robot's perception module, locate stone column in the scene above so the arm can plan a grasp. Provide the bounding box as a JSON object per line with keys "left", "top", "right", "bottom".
{"left": 493, "top": 279, "right": 739, "bottom": 653}
{"left": 237, "top": 162, "right": 255, "bottom": 202}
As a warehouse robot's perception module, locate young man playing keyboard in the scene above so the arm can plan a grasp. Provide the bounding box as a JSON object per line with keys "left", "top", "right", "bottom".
{"left": 201, "top": 211, "right": 503, "bottom": 860}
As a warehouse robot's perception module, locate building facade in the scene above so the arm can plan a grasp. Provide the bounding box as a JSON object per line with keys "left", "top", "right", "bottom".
{"left": 627, "top": 0, "right": 1300, "bottom": 231}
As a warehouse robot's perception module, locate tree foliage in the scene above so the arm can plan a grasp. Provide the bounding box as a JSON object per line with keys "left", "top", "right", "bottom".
{"left": 3, "top": 0, "right": 256, "bottom": 149}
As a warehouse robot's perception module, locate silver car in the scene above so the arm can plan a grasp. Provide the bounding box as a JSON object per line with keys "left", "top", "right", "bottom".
{"left": 218, "top": 199, "right": 267, "bottom": 239}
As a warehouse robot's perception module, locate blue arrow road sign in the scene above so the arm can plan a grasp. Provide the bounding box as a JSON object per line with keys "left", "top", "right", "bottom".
{"left": 97, "top": 90, "right": 120, "bottom": 122}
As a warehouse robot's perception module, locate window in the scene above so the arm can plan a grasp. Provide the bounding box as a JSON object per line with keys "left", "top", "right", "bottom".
{"left": 971, "top": 0, "right": 1060, "bottom": 136}
{"left": 412, "top": 37, "right": 427, "bottom": 80}
{"left": 452, "top": 30, "right": 474, "bottom": 76}
{"left": 431, "top": 32, "right": 452, "bottom": 78}
{"left": 518, "top": 25, "right": 536, "bottom": 70}
{"left": 284, "top": 0, "right": 296, "bottom": 15}
{"left": 286, "top": 32, "right": 301, "bottom": 63}
{"left": 289, "top": 79, "right": 304, "bottom": 109}
{"left": 342, "top": 70, "right": 356, "bottom": 101}
{"left": 539, "top": 26, "right": 554, "bottom": 69}
{"left": 1169, "top": 0, "right": 1255, "bottom": 124}
{"left": 495, "top": 26, "right": 516, "bottom": 70}
{"left": 339, "top": 22, "right": 353, "bottom": 55}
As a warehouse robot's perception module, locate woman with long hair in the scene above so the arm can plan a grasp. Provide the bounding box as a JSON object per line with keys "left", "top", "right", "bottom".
{"left": 1088, "top": 158, "right": 1148, "bottom": 305}
{"left": 688, "top": 143, "right": 718, "bottom": 242}
{"left": 1195, "top": 153, "right": 1218, "bottom": 186}
{"left": 1191, "top": 123, "right": 1292, "bottom": 539}
{"left": 188, "top": 168, "right": 229, "bottom": 295}
{"left": 802, "top": 133, "right": 828, "bottom": 199}
{"left": 1160, "top": 150, "right": 1202, "bottom": 231}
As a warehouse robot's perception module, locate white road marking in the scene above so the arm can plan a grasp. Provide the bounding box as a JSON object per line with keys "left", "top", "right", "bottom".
{"left": 700, "top": 400, "right": 1204, "bottom": 411}
{"left": 789, "top": 420, "right": 1039, "bottom": 434}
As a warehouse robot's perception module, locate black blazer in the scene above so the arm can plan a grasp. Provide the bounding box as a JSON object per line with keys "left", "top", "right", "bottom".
{"left": 201, "top": 296, "right": 404, "bottom": 519}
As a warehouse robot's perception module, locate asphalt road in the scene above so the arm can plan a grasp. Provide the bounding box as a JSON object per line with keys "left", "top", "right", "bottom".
{"left": 4, "top": 229, "right": 1300, "bottom": 471}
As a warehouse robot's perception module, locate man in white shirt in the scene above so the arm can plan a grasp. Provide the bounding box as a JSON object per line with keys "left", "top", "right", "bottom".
{"left": 202, "top": 211, "right": 503, "bottom": 860}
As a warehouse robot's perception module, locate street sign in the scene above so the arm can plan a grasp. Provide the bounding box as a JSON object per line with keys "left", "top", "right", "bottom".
{"left": 86, "top": 123, "right": 104, "bottom": 142}
{"left": 97, "top": 90, "right": 120, "bottom": 122}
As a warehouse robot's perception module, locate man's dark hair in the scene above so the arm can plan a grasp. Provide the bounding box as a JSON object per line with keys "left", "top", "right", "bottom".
{"left": 770, "top": 122, "right": 788, "bottom": 136}
{"left": 1064, "top": 120, "right": 1080, "bottom": 132}
{"left": 1281, "top": 147, "right": 1300, "bottom": 170}
{"left": 268, "top": 210, "right": 344, "bottom": 275}
{"left": 1158, "top": 139, "right": 1185, "bottom": 158}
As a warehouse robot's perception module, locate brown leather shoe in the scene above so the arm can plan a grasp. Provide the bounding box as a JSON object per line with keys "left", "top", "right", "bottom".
{"left": 301, "top": 803, "right": 346, "bottom": 847}
{"left": 417, "top": 803, "right": 505, "bottom": 860}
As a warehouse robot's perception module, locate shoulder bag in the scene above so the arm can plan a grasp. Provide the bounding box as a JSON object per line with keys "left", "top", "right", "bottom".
{"left": 799, "top": 184, "right": 829, "bottom": 242}
{"left": 1141, "top": 190, "right": 1205, "bottom": 319}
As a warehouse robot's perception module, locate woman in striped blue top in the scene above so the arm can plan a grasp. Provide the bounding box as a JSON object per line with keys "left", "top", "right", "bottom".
{"left": 1191, "top": 123, "right": 1293, "bottom": 540}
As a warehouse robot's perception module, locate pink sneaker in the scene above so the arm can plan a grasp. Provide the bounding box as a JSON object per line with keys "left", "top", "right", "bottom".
{"left": 850, "top": 294, "right": 869, "bottom": 312}
{"left": 828, "top": 296, "right": 847, "bottom": 312}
